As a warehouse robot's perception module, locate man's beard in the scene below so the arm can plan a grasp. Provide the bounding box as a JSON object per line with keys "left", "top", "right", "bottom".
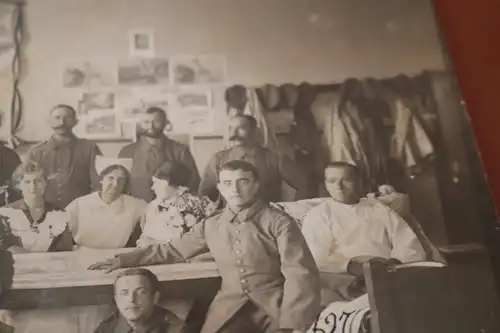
{"left": 141, "top": 129, "right": 163, "bottom": 138}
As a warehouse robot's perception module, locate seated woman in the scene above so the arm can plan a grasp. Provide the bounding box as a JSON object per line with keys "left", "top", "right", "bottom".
{"left": 67, "top": 156, "right": 147, "bottom": 250}
{"left": 137, "top": 161, "right": 215, "bottom": 248}
{"left": 0, "top": 161, "right": 72, "bottom": 254}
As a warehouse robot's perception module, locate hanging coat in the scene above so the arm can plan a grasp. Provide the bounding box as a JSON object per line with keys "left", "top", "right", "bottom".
{"left": 390, "top": 98, "right": 434, "bottom": 168}
{"left": 323, "top": 100, "right": 372, "bottom": 190}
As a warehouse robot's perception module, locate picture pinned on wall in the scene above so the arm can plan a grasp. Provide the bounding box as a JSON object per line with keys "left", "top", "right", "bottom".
{"left": 172, "top": 90, "right": 211, "bottom": 110}
{"left": 166, "top": 108, "right": 214, "bottom": 135}
{"left": 115, "top": 90, "right": 173, "bottom": 119}
{"left": 80, "top": 92, "right": 115, "bottom": 114}
{"left": 62, "top": 59, "right": 117, "bottom": 89}
{"left": 128, "top": 29, "right": 155, "bottom": 58}
{"left": 171, "top": 55, "right": 226, "bottom": 85}
{"left": 75, "top": 110, "right": 121, "bottom": 139}
{"left": 118, "top": 58, "right": 169, "bottom": 86}
{"left": 120, "top": 118, "right": 139, "bottom": 142}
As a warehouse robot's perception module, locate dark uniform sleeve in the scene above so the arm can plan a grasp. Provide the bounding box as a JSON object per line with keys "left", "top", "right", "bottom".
{"left": 116, "top": 219, "right": 210, "bottom": 268}
{"left": 89, "top": 143, "right": 103, "bottom": 192}
{"left": 179, "top": 147, "right": 201, "bottom": 193}
{"left": 198, "top": 154, "right": 219, "bottom": 202}
{"left": 49, "top": 226, "right": 74, "bottom": 252}
{"left": 274, "top": 214, "right": 321, "bottom": 331}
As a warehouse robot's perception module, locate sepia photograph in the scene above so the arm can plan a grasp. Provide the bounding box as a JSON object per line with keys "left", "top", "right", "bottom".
{"left": 80, "top": 92, "right": 115, "bottom": 114}
{"left": 117, "top": 58, "right": 169, "bottom": 86}
{"left": 172, "top": 90, "right": 212, "bottom": 110}
{"left": 0, "top": 1, "right": 499, "bottom": 333}
{"left": 172, "top": 55, "right": 226, "bottom": 85}
{"left": 128, "top": 29, "right": 155, "bottom": 58}
{"left": 62, "top": 59, "right": 118, "bottom": 89}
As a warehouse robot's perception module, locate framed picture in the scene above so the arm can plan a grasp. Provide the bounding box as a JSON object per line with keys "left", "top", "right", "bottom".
{"left": 128, "top": 29, "right": 155, "bottom": 58}
{"left": 172, "top": 90, "right": 212, "bottom": 110}
{"left": 118, "top": 58, "right": 169, "bottom": 86}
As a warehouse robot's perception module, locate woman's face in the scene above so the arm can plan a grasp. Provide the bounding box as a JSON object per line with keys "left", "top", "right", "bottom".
{"left": 20, "top": 173, "right": 46, "bottom": 199}
{"left": 151, "top": 177, "right": 177, "bottom": 200}
{"left": 101, "top": 168, "right": 128, "bottom": 198}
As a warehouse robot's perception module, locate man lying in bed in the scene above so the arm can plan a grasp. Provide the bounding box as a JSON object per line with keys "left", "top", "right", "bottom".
{"left": 301, "top": 162, "right": 427, "bottom": 304}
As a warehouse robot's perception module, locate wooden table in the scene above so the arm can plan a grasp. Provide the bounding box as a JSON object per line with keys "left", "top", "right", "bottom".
{"left": 1, "top": 249, "right": 221, "bottom": 310}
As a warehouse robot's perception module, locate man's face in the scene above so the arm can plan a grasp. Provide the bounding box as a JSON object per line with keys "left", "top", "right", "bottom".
{"left": 324, "top": 166, "right": 361, "bottom": 204}
{"left": 49, "top": 107, "right": 77, "bottom": 135}
{"left": 114, "top": 275, "right": 158, "bottom": 323}
{"left": 217, "top": 169, "right": 259, "bottom": 208}
{"left": 140, "top": 112, "right": 166, "bottom": 138}
{"left": 227, "top": 117, "right": 254, "bottom": 146}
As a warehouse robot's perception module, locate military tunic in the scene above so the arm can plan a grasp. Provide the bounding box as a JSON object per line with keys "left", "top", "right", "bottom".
{"left": 119, "top": 136, "right": 200, "bottom": 202}
{"left": 198, "top": 145, "right": 306, "bottom": 203}
{"left": 112, "top": 200, "right": 321, "bottom": 333}
{"left": 25, "top": 135, "right": 101, "bottom": 209}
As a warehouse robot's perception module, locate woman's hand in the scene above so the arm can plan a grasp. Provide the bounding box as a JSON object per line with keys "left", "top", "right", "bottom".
{"left": 378, "top": 184, "right": 396, "bottom": 196}
{"left": 87, "top": 258, "right": 120, "bottom": 273}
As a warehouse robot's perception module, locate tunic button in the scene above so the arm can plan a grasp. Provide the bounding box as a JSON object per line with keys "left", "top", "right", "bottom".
{"left": 235, "top": 250, "right": 241, "bottom": 255}
{"left": 240, "top": 279, "right": 247, "bottom": 284}
{"left": 235, "top": 240, "right": 241, "bottom": 245}
{"left": 236, "top": 260, "right": 242, "bottom": 264}
{"left": 239, "top": 268, "right": 245, "bottom": 273}
{"left": 243, "top": 288, "right": 249, "bottom": 293}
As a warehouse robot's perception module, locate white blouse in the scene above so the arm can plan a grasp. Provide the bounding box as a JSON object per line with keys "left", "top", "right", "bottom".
{"left": 66, "top": 192, "right": 147, "bottom": 249}
{"left": 0, "top": 207, "right": 68, "bottom": 252}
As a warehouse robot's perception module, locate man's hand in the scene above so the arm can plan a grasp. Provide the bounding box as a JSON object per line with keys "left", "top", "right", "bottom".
{"left": 87, "top": 258, "right": 120, "bottom": 273}
{"left": 347, "top": 256, "right": 402, "bottom": 278}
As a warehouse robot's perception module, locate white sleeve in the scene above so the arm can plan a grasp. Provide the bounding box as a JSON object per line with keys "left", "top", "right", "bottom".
{"left": 301, "top": 205, "right": 348, "bottom": 273}
{"left": 385, "top": 208, "right": 427, "bottom": 262}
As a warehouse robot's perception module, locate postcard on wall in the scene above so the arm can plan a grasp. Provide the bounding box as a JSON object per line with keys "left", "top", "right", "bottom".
{"left": 171, "top": 55, "right": 226, "bottom": 85}
{"left": 115, "top": 90, "right": 173, "bottom": 119}
{"left": 171, "top": 90, "right": 212, "bottom": 110}
{"left": 80, "top": 92, "right": 115, "bottom": 115}
{"left": 61, "top": 59, "right": 118, "bottom": 89}
{"left": 74, "top": 109, "right": 121, "bottom": 139}
{"left": 118, "top": 58, "right": 169, "bottom": 86}
{"left": 128, "top": 29, "right": 155, "bottom": 58}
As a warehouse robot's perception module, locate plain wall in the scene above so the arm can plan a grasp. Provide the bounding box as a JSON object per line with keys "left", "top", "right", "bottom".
{"left": 0, "top": 0, "right": 446, "bottom": 172}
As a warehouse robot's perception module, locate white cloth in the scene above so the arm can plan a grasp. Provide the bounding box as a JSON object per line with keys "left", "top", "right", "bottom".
{"left": 66, "top": 192, "right": 147, "bottom": 249}
{"left": 307, "top": 294, "right": 370, "bottom": 333}
{"left": 301, "top": 198, "right": 426, "bottom": 273}
{"left": 0, "top": 208, "right": 68, "bottom": 252}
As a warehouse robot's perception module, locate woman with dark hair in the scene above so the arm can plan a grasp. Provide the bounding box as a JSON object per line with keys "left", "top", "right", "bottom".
{"left": 0, "top": 161, "right": 72, "bottom": 254}
{"left": 137, "top": 161, "right": 215, "bottom": 247}
{"left": 66, "top": 156, "right": 147, "bottom": 250}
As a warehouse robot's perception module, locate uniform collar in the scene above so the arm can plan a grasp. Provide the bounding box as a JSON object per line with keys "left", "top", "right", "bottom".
{"left": 47, "top": 134, "right": 78, "bottom": 149}
{"left": 219, "top": 199, "right": 265, "bottom": 224}
{"left": 114, "top": 307, "right": 168, "bottom": 333}
{"left": 138, "top": 135, "right": 169, "bottom": 150}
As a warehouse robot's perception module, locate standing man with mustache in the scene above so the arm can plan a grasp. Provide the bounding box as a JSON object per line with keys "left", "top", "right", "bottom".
{"left": 199, "top": 115, "right": 306, "bottom": 204}
{"left": 119, "top": 107, "right": 200, "bottom": 202}
{"left": 25, "top": 104, "right": 102, "bottom": 209}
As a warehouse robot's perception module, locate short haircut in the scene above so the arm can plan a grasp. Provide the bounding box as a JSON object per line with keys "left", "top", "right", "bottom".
{"left": 12, "top": 160, "right": 46, "bottom": 183}
{"left": 99, "top": 164, "right": 131, "bottom": 194}
{"left": 219, "top": 160, "right": 259, "bottom": 181}
{"left": 114, "top": 268, "right": 160, "bottom": 293}
{"left": 233, "top": 114, "right": 257, "bottom": 130}
{"left": 145, "top": 106, "right": 168, "bottom": 123}
{"left": 50, "top": 104, "right": 77, "bottom": 118}
{"left": 153, "top": 161, "right": 192, "bottom": 188}
{"left": 324, "top": 161, "right": 362, "bottom": 181}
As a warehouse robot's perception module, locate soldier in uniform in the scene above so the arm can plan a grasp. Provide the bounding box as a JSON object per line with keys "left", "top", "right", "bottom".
{"left": 90, "top": 160, "right": 320, "bottom": 333}
{"left": 94, "top": 268, "right": 190, "bottom": 333}
{"left": 198, "top": 115, "right": 306, "bottom": 204}
{"left": 25, "top": 104, "right": 102, "bottom": 209}
{"left": 119, "top": 107, "right": 200, "bottom": 202}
